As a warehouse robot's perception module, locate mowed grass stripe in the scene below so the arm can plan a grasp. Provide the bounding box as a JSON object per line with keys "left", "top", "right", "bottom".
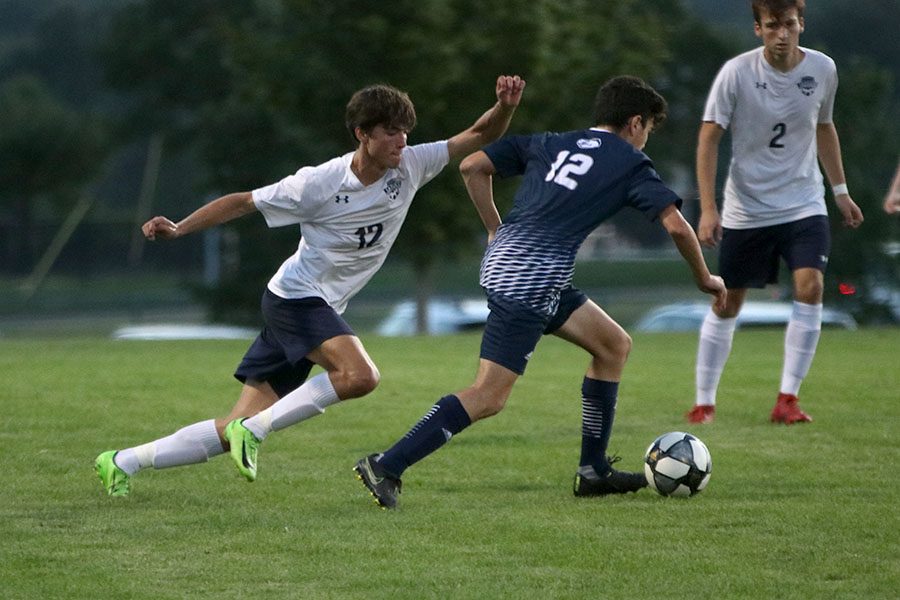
{"left": 0, "top": 329, "right": 897, "bottom": 599}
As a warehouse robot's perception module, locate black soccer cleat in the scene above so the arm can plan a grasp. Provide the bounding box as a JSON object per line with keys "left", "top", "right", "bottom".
{"left": 573, "top": 460, "right": 647, "bottom": 497}
{"left": 354, "top": 454, "right": 402, "bottom": 509}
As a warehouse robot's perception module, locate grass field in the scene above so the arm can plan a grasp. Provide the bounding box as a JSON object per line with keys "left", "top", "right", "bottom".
{"left": 1, "top": 329, "right": 898, "bottom": 599}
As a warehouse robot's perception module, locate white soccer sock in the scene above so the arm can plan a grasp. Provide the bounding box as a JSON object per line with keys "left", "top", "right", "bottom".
{"left": 695, "top": 311, "right": 738, "bottom": 406}
{"left": 242, "top": 373, "right": 339, "bottom": 440}
{"left": 113, "top": 419, "right": 224, "bottom": 475}
{"left": 780, "top": 301, "right": 822, "bottom": 396}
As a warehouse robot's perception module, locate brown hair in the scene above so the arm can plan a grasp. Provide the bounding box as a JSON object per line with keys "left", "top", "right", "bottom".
{"left": 752, "top": 0, "right": 805, "bottom": 23}
{"left": 344, "top": 84, "right": 417, "bottom": 143}
{"left": 591, "top": 75, "right": 668, "bottom": 129}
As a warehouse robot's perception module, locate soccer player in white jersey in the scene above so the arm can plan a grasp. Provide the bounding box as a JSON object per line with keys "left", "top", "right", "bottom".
{"left": 94, "top": 75, "right": 526, "bottom": 496}
{"left": 355, "top": 76, "right": 726, "bottom": 509}
{"left": 685, "top": 0, "right": 863, "bottom": 425}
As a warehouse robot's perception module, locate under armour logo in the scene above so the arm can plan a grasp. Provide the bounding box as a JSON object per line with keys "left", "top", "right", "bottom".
{"left": 755, "top": 82, "right": 767, "bottom": 89}
{"left": 335, "top": 195, "right": 349, "bottom": 204}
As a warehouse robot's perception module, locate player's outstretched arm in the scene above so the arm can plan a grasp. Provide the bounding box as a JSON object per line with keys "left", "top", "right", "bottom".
{"left": 660, "top": 204, "right": 726, "bottom": 312}
{"left": 447, "top": 75, "right": 525, "bottom": 162}
{"left": 460, "top": 150, "right": 501, "bottom": 241}
{"left": 142, "top": 192, "right": 257, "bottom": 241}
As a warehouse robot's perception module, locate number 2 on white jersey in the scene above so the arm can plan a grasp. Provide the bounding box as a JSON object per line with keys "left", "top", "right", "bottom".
{"left": 545, "top": 151, "right": 594, "bottom": 190}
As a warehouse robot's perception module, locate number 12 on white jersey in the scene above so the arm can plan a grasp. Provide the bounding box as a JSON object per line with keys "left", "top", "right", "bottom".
{"left": 545, "top": 151, "right": 594, "bottom": 190}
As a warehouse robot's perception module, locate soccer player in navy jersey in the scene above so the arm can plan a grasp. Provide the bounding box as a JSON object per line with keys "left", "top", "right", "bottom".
{"left": 355, "top": 76, "right": 726, "bottom": 508}
{"left": 94, "top": 75, "right": 525, "bottom": 497}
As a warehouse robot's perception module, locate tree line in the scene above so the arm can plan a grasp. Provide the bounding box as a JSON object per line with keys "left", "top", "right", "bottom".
{"left": 0, "top": 0, "right": 896, "bottom": 322}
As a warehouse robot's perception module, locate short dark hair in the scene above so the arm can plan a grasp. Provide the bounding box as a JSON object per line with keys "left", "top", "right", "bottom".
{"left": 345, "top": 84, "right": 417, "bottom": 143}
{"left": 591, "top": 75, "right": 667, "bottom": 129}
{"left": 752, "top": 0, "right": 805, "bottom": 23}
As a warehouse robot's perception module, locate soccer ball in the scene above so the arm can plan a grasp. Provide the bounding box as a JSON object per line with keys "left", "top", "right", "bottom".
{"left": 644, "top": 431, "right": 712, "bottom": 497}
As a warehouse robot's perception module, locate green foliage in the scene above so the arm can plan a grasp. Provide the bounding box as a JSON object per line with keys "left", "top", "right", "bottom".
{"left": 810, "top": 0, "right": 900, "bottom": 96}
{"left": 3, "top": 0, "right": 893, "bottom": 322}
{"left": 0, "top": 75, "right": 108, "bottom": 272}
{"left": 98, "top": 0, "right": 721, "bottom": 320}
{"left": 826, "top": 58, "right": 897, "bottom": 272}
{"left": 0, "top": 76, "right": 106, "bottom": 198}
{"left": 1, "top": 330, "right": 898, "bottom": 598}
{"left": 0, "top": 2, "right": 116, "bottom": 275}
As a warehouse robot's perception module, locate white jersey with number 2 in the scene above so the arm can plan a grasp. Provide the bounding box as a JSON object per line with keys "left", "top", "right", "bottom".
{"left": 703, "top": 46, "right": 837, "bottom": 229}
{"left": 251, "top": 141, "right": 449, "bottom": 313}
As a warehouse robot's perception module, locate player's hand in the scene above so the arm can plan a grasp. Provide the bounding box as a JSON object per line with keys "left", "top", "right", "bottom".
{"left": 697, "top": 211, "right": 722, "bottom": 248}
{"left": 835, "top": 194, "right": 863, "bottom": 228}
{"left": 885, "top": 192, "right": 900, "bottom": 215}
{"left": 700, "top": 274, "right": 727, "bottom": 313}
{"left": 496, "top": 75, "right": 526, "bottom": 108}
{"left": 142, "top": 216, "right": 179, "bottom": 241}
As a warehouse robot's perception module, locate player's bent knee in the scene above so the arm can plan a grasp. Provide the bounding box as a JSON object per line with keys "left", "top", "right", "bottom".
{"left": 334, "top": 365, "right": 380, "bottom": 399}
{"left": 594, "top": 329, "right": 631, "bottom": 366}
{"left": 615, "top": 330, "right": 633, "bottom": 360}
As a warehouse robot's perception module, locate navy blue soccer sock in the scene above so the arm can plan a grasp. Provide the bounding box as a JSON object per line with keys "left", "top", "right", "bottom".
{"left": 579, "top": 377, "right": 618, "bottom": 475}
{"left": 377, "top": 394, "right": 472, "bottom": 478}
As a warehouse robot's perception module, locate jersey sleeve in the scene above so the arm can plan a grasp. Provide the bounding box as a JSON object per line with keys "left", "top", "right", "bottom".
{"left": 626, "top": 160, "right": 683, "bottom": 222}
{"left": 251, "top": 163, "right": 332, "bottom": 227}
{"left": 817, "top": 57, "right": 838, "bottom": 124}
{"left": 402, "top": 141, "right": 450, "bottom": 188}
{"left": 702, "top": 60, "right": 738, "bottom": 129}
{"left": 483, "top": 135, "right": 532, "bottom": 178}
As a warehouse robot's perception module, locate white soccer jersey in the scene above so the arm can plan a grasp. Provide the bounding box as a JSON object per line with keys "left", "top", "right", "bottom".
{"left": 703, "top": 47, "right": 838, "bottom": 228}
{"left": 252, "top": 141, "right": 449, "bottom": 313}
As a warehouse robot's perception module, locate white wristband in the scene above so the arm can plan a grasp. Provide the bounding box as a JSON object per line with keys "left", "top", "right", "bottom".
{"left": 832, "top": 183, "right": 849, "bottom": 196}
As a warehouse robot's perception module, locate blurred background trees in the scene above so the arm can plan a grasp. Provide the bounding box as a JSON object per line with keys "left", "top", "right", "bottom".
{"left": 0, "top": 0, "right": 896, "bottom": 327}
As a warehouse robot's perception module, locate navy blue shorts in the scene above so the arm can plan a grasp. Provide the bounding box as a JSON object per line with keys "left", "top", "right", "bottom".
{"left": 234, "top": 289, "right": 354, "bottom": 397}
{"left": 719, "top": 215, "right": 830, "bottom": 289}
{"left": 480, "top": 287, "right": 588, "bottom": 375}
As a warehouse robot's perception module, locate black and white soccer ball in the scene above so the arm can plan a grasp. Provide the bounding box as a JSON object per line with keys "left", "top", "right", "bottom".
{"left": 644, "top": 431, "right": 712, "bottom": 497}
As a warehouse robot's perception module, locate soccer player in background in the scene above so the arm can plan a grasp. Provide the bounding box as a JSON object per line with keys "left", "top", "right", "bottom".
{"left": 355, "top": 76, "right": 727, "bottom": 509}
{"left": 883, "top": 161, "right": 900, "bottom": 215}
{"left": 94, "top": 75, "right": 526, "bottom": 496}
{"left": 685, "top": 0, "right": 863, "bottom": 425}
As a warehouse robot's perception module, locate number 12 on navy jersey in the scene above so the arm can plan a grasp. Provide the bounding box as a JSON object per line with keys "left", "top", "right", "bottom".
{"left": 545, "top": 151, "right": 594, "bottom": 190}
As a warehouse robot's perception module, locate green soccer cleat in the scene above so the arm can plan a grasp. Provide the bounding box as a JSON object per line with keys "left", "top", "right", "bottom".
{"left": 224, "top": 418, "right": 261, "bottom": 482}
{"left": 95, "top": 450, "right": 131, "bottom": 497}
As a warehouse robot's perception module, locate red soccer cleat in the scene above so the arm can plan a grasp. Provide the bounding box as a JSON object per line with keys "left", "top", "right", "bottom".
{"left": 770, "top": 393, "right": 813, "bottom": 424}
{"left": 685, "top": 404, "right": 715, "bottom": 424}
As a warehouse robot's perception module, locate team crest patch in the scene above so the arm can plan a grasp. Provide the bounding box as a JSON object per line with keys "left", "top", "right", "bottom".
{"left": 576, "top": 138, "right": 602, "bottom": 149}
{"left": 384, "top": 177, "right": 402, "bottom": 200}
{"left": 797, "top": 76, "right": 818, "bottom": 96}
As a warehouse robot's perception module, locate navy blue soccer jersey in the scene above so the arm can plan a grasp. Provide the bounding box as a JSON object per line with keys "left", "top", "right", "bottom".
{"left": 480, "top": 128, "right": 681, "bottom": 315}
